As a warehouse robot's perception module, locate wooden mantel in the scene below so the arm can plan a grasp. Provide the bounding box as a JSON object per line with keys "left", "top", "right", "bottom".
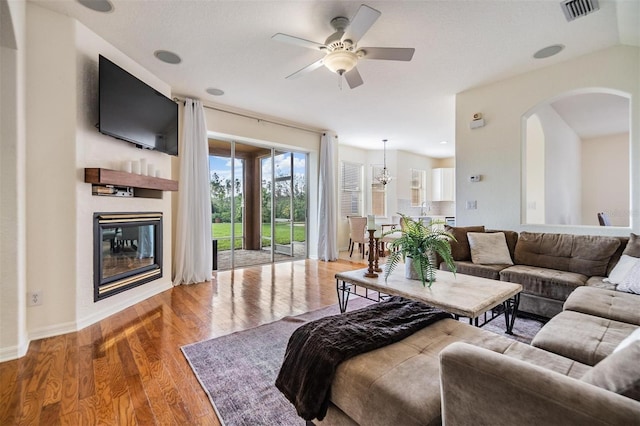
{"left": 84, "top": 168, "right": 178, "bottom": 191}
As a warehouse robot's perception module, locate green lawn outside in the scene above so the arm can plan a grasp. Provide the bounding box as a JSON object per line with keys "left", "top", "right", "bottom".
{"left": 212, "top": 222, "right": 306, "bottom": 251}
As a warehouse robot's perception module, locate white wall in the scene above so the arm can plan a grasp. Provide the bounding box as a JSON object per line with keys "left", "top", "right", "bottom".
{"left": 22, "top": 4, "right": 173, "bottom": 347}
{"left": 73, "top": 20, "right": 173, "bottom": 330}
{"left": 455, "top": 45, "right": 640, "bottom": 235}
{"left": 525, "top": 114, "right": 545, "bottom": 224}
{"left": 0, "top": 0, "right": 28, "bottom": 361}
{"left": 537, "top": 105, "right": 582, "bottom": 225}
{"left": 582, "top": 133, "right": 630, "bottom": 226}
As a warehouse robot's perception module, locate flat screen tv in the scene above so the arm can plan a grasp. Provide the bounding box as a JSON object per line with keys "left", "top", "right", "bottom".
{"left": 98, "top": 55, "right": 178, "bottom": 156}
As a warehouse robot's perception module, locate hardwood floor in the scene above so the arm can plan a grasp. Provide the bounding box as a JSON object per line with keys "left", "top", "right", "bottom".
{"left": 0, "top": 257, "right": 367, "bottom": 425}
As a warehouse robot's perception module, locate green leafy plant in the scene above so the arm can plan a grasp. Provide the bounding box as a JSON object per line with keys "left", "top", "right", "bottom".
{"left": 382, "top": 214, "right": 456, "bottom": 287}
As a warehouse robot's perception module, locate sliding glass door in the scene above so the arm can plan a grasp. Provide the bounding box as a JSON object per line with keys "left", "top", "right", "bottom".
{"left": 210, "top": 140, "right": 307, "bottom": 270}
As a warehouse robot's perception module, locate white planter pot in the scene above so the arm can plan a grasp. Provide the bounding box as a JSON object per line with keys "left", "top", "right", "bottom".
{"left": 405, "top": 256, "right": 436, "bottom": 284}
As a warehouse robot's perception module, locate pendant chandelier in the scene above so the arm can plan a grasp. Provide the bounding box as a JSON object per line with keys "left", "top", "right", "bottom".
{"left": 376, "top": 139, "right": 393, "bottom": 186}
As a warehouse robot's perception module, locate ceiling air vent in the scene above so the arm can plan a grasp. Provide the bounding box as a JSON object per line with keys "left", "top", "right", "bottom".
{"left": 561, "top": 0, "right": 600, "bottom": 22}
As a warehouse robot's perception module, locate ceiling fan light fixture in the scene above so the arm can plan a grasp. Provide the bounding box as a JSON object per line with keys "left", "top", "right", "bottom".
{"left": 323, "top": 50, "right": 358, "bottom": 75}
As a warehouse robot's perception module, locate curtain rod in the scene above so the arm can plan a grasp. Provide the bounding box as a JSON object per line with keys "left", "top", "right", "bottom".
{"left": 173, "top": 96, "right": 324, "bottom": 136}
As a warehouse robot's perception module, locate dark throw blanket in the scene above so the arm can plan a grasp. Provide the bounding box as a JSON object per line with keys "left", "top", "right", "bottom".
{"left": 275, "top": 296, "right": 452, "bottom": 421}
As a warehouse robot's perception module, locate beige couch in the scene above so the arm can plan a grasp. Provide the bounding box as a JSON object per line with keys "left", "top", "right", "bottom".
{"left": 314, "top": 286, "right": 640, "bottom": 425}
{"left": 439, "top": 226, "right": 631, "bottom": 318}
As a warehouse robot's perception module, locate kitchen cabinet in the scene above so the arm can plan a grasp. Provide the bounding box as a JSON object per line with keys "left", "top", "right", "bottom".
{"left": 431, "top": 168, "right": 455, "bottom": 201}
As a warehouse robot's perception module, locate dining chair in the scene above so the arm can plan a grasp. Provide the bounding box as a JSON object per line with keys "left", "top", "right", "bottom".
{"left": 348, "top": 216, "right": 368, "bottom": 258}
{"left": 597, "top": 212, "right": 611, "bottom": 226}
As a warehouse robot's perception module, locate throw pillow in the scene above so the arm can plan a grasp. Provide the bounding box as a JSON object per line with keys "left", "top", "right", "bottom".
{"left": 614, "top": 328, "right": 640, "bottom": 353}
{"left": 444, "top": 225, "right": 485, "bottom": 261}
{"left": 581, "top": 341, "right": 640, "bottom": 401}
{"left": 604, "top": 255, "right": 640, "bottom": 284}
{"left": 617, "top": 260, "right": 640, "bottom": 294}
{"left": 467, "top": 232, "right": 514, "bottom": 265}
{"left": 622, "top": 233, "right": 640, "bottom": 258}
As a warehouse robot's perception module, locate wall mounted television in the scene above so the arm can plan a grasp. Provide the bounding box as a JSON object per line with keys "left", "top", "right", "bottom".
{"left": 98, "top": 55, "right": 178, "bottom": 156}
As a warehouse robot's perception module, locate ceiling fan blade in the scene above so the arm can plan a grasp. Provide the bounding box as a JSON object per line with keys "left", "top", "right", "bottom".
{"left": 272, "top": 33, "right": 326, "bottom": 51}
{"left": 285, "top": 58, "right": 325, "bottom": 80}
{"left": 359, "top": 47, "right": 415, "bottom": 61}
{"left": 343, "top": 4, "right": 381, "bottom": 43}
{"left": 344, "top": 67, "right": 364, "bottom": 89}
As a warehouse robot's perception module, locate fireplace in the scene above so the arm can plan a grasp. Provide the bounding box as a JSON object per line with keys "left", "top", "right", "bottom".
{"left": 93, "top": 212, "right": 163, "bottom": 301}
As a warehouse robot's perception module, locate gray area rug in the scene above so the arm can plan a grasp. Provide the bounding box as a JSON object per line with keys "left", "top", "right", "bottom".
{"left": 182, "top": 299, "right": 544, "bottom": 425}
{"left": 181, "top": 298, "right": 372, "bottom": 426}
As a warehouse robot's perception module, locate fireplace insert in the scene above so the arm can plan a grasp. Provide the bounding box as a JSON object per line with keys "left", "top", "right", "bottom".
{"left": 93, "top": 212, "right": 163, "bottom": 301}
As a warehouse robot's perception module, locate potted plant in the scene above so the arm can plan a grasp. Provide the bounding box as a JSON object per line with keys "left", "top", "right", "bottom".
{"left": 382, "top": 214, "right": 456, "bottom": 287}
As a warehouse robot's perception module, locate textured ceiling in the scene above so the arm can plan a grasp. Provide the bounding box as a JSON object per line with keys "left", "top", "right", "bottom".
{"left": 31, "top": 0, "right": 639, "bottom": 158}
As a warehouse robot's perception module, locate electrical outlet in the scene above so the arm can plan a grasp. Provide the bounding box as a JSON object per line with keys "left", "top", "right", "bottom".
{"left": 28, "top": 290, "right": 42, "bottom": 306}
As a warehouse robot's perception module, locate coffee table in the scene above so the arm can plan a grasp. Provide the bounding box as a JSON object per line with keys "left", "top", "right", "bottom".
{"left": 335, "top": 268, "right": 522, "bottom": 334}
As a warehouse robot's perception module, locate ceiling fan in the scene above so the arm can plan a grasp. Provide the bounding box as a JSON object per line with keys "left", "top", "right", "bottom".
{"left": 272, "top": 4, "right": 415, "bottom": 89}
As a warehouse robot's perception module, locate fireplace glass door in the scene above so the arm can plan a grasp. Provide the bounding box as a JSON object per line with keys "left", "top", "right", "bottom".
{"left": 94, "top": 212, "right": 163, "bottom": 301}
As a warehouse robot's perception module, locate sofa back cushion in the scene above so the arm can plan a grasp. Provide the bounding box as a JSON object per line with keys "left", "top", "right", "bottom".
{"left": 445, "top": 225, "right": 485, "bottom": 261}
{"left": 622, "top": 233, "right": 640, "bottom": 257}
{"left": 514, "top": 232, "right": 621, "bottom": 276}
{"left": 581, "top": 340, "right": 640, "bottom": 401}
{"left": 607, "top": 236, "right": 631, "bottom": 276}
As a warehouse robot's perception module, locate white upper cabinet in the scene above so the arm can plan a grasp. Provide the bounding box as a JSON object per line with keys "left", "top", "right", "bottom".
{"left": 431, "top": 168, "right": 455, "bottom": 201}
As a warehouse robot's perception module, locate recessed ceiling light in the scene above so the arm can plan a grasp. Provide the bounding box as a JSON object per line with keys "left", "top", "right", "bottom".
{"left": 206, "top": 88, "right": 225, "bottom": 96}
{"left": 440, "top": 140, "right": 448, "bottom": 144}
{"left": 533, "top": 44, "right": 565, "bottom": 59}
{"left": 78, "top": 0, "right": 113, "bottom": 13}
{"left": 154, "top": 50, "right": 181, "bottom": 64}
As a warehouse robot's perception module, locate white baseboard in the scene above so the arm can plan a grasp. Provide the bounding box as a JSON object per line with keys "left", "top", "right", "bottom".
{"left": 28, "top": 320, "right": 77, "bottom": 342}
{"left": 76, "top": 281, "right": 173, "bottom": 331}
{"left": 0, "top": 340, "right": 31, "bottom": 363}
{"left": 3, "top": 282, "right": 173, "bottom": 361}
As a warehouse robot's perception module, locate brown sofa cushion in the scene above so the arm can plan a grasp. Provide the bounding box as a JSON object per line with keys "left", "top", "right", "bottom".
{"left": 564, "top": 286, "right": 640, "bottom": 326}
{"left": 607, "top": 236, "right": 630, "bottom": 275}
{"left": 441, "top": 260, "right": 509, "bottom": 281}
{"left": 445, "top": 225, "right": 485, "bottom": 261}
{"left": 499, "top": 265, "right": 587, "bottom": 301}
{"left": 514, "top": 232, "right": 621, "bottom": 277}
{"left": 531, "top": 310, "right": 637, "bottom": 366}
{"left": 622, "top": 233, "right": 640, "bottom": 258}
{"left": 581, "top": 341, "right": 640, "bottom": 401}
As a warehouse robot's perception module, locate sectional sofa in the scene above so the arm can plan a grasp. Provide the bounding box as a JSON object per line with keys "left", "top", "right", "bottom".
{"left": 439, "top": 226, "right": 631, "bottom": 318}
{"left": 308, "top": 228, "right": 640, "bottom": 425}
{"left": 313, "top": 285, "right": 640, "bottom": 425}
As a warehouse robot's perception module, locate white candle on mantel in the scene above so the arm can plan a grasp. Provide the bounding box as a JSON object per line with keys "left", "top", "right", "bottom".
{"left": 367, "top": 215, "right": 375, "bottom": 230}
{"left": 374, "top": 224, "right": 381, "bottom": 238}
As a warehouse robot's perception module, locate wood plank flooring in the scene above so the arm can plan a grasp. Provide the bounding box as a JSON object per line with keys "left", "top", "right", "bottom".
{"left": 0, "top": 257, "right": 367, "bottom": 425}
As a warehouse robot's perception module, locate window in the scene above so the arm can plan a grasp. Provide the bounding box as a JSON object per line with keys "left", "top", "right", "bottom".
{"left": 341, "top": 162, "right": 363, "bottom": 217}
{"left": 371, "top": 165, "right": 387, "bottom": 217}
{"left": 411, "top": 169, "right": 427, "bottom": 206}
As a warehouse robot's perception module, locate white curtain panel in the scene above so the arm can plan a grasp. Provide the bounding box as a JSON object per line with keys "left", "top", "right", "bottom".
{"left": 173, "top": 99, "right": 212, "bottom": 285}
{"left": 318, "top": 133, "right": 339, "bottom": 261}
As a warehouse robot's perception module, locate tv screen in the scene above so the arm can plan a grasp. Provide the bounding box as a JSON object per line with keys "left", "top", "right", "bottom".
{"left": 99, "top": 55, "right": 178, "bottom": 156}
